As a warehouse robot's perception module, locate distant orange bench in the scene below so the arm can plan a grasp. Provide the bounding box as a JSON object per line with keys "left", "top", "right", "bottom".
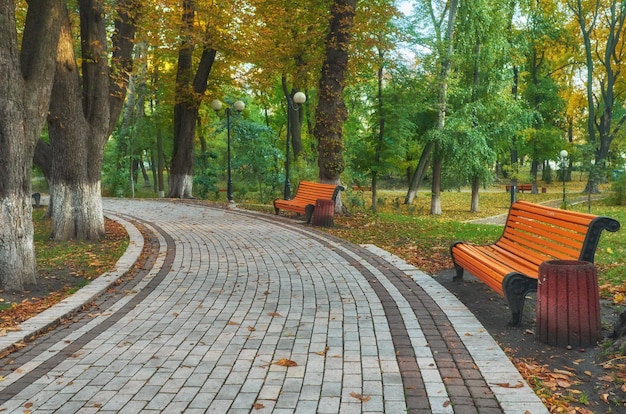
{"left": 506, "top": 184, "right": 546, "bottom": 193}
{"left": 274, "top": 181, "right": 344, "bottom": 223}
{"left": 450, "top": 200, "right": 620, "bottom": 326}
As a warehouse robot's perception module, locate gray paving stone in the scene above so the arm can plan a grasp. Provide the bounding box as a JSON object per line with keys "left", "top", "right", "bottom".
{"left": 0, "top": 200, "right": 548, "bottom": 414}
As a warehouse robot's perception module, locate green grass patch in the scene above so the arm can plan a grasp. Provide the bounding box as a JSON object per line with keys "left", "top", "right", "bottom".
{"left": 33, "top": 209, "right": 129, "bottom": 281}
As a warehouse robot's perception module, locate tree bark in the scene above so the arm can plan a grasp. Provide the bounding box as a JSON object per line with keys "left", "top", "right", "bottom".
{"left": 470, "top": 176, "right": 480, "bottom": 212}
{"left": 168, "top": 0, "right": 217, "bottom": 198}
{"left": 315, "top": 0, "right": 358, "bottom": 188}
{"left": 45, "top": 0, "right": 139, "bottom": 241}
{"left": 0, "top": 0, "right": 63, "bottom": 290}
{"left": 405, "top": 141, "right": 433, "bottom": 205}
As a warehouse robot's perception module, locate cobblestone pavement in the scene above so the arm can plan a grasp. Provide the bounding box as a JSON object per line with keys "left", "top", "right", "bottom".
{"left": 0, "top": 199, "right": 547, "bottom": 413}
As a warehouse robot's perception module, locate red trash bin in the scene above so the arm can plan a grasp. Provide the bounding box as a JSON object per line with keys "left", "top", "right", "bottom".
{"left": 536, "top": 260, "right": 600, "bottom": 348}
{"left": 311, "top": 199, "right": 335, "bottom": 227}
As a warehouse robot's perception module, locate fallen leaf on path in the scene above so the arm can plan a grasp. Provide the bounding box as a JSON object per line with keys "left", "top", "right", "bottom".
{"left": 493, "top": 381, "right": 524, "bottom": 388}
{"left": 314, "top": 346, "right": 329, "bottom": 356}
{"left": 272, "top": 358, "right": 297, "bottom": 367}
{"left": 268, "top": 312, "right": 282, "bottom": 317}
{"left": 349, "top": 392, "right": 371, "bottom": 402}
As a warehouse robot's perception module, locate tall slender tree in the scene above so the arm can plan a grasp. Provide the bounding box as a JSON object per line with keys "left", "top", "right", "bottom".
{"left": 429, "top": 0, "right": 459, "bottom": 215}
{"left": 567, "top": 0, "right": 626, "bottom": 192}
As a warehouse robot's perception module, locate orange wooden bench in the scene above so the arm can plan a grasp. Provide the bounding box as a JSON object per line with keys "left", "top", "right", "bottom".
{"left": 273, "top": 181, "right": 344, "bottom": 223}
{"left": 506, "top": 184, "right": 546, "bottom": 193}
{"left": 450, "top": 200, "right": 620, "bottom": 326}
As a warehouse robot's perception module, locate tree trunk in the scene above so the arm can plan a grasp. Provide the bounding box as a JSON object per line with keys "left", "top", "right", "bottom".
{"left": 371, "top": 174, "right": 378, "bottom": 212}
{"left": 567, "top": 0, "right": 625, "bottom": 194}
{"left": 430, "top": 146, "right": 443, "bottom": 215}
{"left": 0, "top": 0, "right": 63, "bottom": 290}
{"left": 315, "top": 0, "right": 357, "bottom": 186}
{"left": 157, "top": 126, "right": 166, "bottom": 197}
{"left": 405, "top": 141, "right": 433, "bottom": 205}
{"left": 470, "top": 176, "right": 480, "bottom": 212}
{"left": 168, "top": 0, "right": 216, "bottom": 198}
{"left": 45, "top": 0, "right": 139, "bottom": 241}
{"left": 429, "top": 0, "right": 459, "bottom": 215}
{"left": 34, "top": 140, "right": 53, "bottom": 217}
{"left": 372, "top": 52, "right": 384, "bottom": 212}
{"left": 48, "top": 2, "right": 104, "bottom": 240}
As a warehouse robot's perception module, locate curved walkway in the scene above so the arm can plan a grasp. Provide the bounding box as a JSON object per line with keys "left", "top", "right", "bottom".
{"left": 0, "top": 199, "right": 547, "bottom": 413}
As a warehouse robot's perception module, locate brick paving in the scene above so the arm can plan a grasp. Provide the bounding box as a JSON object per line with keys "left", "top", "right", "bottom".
{"left": 0, "top": 199, "right": 548, "bottom": 413}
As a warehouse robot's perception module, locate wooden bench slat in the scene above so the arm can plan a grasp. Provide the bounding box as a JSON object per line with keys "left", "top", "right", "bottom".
{"left": 511, "top": 201, "right": 596, "bottom": 225}
{"left": 508, "top": 210, "right": 592, "bottom": 234}
{"left": 506, "top": 218, "right": 588, "bottom": 245}
{"left": 502, "top": 228, "right": 584, "bottom": 259}
{"left": 450, "top": 200, "right": 620, "bottom": 326}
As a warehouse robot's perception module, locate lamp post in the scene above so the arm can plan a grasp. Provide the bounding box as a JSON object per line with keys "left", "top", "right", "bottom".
{"left": 284, "top": 91, "right": 307, "bottom": 200}
{"left": 560, "top": 149, "right": 568, "bottom": 209}
{"left": 211, "top": 99, "right": 245, "bottom": 203}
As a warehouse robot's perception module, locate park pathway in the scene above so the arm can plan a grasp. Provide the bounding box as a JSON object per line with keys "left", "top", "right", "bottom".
{"left": 0, "top": 199, "right": 547, "bottom": 413}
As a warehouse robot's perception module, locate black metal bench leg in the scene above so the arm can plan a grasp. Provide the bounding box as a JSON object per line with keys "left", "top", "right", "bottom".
{"left": 449, "top": 243, "right": 465, "bottom": 280}
{"left": 305, "top": 204, "right": 315, "bottom": 224}
{"left": 453, "top": 263, "right": 464, "bottom": 280}
{"left": 502, "top": 273, "right": 537, "bottom": 326}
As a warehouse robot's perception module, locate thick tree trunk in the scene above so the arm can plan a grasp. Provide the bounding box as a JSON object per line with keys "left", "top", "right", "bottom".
{"left": 168, "top": 0, "right": 216, "bottom": 198}
{"left": 169, "top": 104, "right": 197, "bottom": 198}
{"left": 315, "top": 0, "right": 357, "bottom": 186}
{"left": 50, "top": 182, "right": 105, "bottom": 240}
{"left": 48, "top": 2, "right": 108, "bottom": 240}
{"left": 0, "top": 0, "right": 63, "bottom": 290}
{"left": 44, "top": 0, "right": 139, "bottom": 241}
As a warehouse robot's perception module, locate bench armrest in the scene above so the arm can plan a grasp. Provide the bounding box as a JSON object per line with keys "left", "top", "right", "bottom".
{"left": 580, "top": 216, "right": 621, "bottom": 262}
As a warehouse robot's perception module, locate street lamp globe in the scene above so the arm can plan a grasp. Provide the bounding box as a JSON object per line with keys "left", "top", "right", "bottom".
{"left": 210, "top": 99, "right": 222, "bottom": 111}
{"left": 560, "top": 149, "right": 568, "bottom": 159}
{"left": 233, "top": 100, "right": 245, "bottom": 112}
{"left": 293, "top": 92, "right": 306, "bottom": 105}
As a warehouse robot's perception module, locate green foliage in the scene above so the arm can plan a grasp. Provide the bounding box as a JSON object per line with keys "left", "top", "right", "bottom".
{"left": 345, "top": 189, "right": 366, "bottom": 209}
{"left": 211, "top": 109, "right": 285, "bottom": 203}
{"left": 102, "top": 140, "right": 130, "bottom": 197}
{"left": 193, "top": 150, "right": 219, "bottom": 200}
{"left": 609, "top": 174, "right": 626, "bottom": 206}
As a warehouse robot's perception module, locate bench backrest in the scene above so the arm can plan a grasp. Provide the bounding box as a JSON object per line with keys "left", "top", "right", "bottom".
{"left": 292, "top": 181, "right": 343, "bottom": 204}
{"left": 498, "top": 200, "right": 620, "bottom": 265}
